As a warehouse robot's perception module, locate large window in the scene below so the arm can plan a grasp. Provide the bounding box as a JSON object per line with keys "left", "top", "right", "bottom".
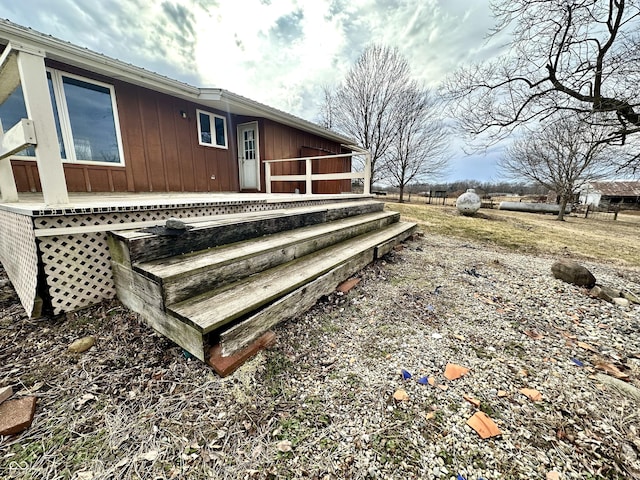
{"left": 0, "top": 68, "right": 125, "bottom": 165}
{"left": 197, "top": 109, "right": 227, "bottom": 149}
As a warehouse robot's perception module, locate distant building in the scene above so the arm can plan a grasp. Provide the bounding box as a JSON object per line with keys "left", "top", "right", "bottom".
{"left": 579, "top": 181, "right": 640, "bottom": 208}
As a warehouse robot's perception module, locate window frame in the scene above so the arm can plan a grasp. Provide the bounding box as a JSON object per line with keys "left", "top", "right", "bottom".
{"left": 196, "top": 109, "right": 228, "bottom": 149}
{"left": 5, "top": 68, "right": 126, "bottom": 167}
{"left": 51, "top": 69, "right": 126, "bottom": 166}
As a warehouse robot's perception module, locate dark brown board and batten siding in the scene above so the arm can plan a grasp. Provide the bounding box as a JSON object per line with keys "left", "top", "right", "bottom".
{"left": 9, "top": 60, "right": 350, "bottom": 194}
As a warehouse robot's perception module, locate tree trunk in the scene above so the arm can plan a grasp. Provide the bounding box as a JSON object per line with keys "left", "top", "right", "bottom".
{"left": 556, "top": 196, "right": 569, "bottom": 221}
{"left": 398, "top": 185, "right": 405, "bottom": 203}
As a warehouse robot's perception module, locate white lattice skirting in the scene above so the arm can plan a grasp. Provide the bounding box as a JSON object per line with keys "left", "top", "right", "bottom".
{"left": 0, "top": 210, "right": 39, "bottom": 317}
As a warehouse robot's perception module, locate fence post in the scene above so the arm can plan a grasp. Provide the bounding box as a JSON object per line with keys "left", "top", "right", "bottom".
{"left": 585, "top": 205, "right": 590, "bottom": 218}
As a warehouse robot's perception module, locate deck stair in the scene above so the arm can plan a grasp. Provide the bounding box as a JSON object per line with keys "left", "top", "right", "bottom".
{"left": 108, "top": 198, "right": 416, "bottom": 375}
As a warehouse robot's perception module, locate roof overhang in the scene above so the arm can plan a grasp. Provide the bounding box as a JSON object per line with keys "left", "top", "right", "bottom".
{"left": 0, "top": 19, "right": 355, "bottom": 146}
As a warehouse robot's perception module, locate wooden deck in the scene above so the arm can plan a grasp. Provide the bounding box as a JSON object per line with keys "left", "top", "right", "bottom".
{"left": 107, "top": 197, "right": 416, "bottom": 375}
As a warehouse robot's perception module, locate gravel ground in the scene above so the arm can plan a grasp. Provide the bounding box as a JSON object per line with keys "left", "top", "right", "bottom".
{"left": 1, "top": 232, "right": 640, "bottom": 479}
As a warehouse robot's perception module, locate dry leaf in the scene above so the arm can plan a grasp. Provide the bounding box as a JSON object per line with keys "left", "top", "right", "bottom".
{"left": 497, "top": 390, "right": 508, "bottom": 398}
{"left": 577, "top": 341, "right": 598, "bottom": 352}
{"left": 524, "top": 330, "right": 544, "bottom": 340}
{"left": 276, "top": 440, "right": 292, "bottom": 453}
{"left": 444, "top": 363, "right": 470, "bottom": 381}
{"left": 393, "top": 389, "right": 410, "bottom": 401}
{"left": 425, "top": 411, "right": 435, "bottom": 420}
{"left": 428, "top": 377, "right": 436, "bottom": 386}
{"left": 139, "top": 450, "right": 159, "bottom": 462}
{"left": 453, "top": 334, "right": 465, "bottom": 341}
{"left": 467, "top": 412, "right": 502, "bottom": 439}
{"left": 437, "top": 384, "right": 449, "bottom": 391}
{"left": 546, "top": 472, "right": 561, "bottom": 480}
{"left": 463, "top": 395, "right": 481, "bottom": 408}
{"left": 595, "top": 362, "right": 630, "bottom": 381}
{"left": 560, "top": 331, "right": 577, "bottom": 340}
{"left": 518, "top": 369, "right": 529, "bottom": 377}
{"left": 519, "top": 388, "right": 542, "bottom": 401}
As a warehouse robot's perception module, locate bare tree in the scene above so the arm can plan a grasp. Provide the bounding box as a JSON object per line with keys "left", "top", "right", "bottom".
{"left": 500, "top": 117, "right": 615, "bottom": 220}
{"left": 322, "top": 45, "right": 414, "bottom": 188}
{"left": 384, "top": 88, "right": 450, "bottom": 202}
{"left": 446, "top": 0, "right": 640, "bottom": 171}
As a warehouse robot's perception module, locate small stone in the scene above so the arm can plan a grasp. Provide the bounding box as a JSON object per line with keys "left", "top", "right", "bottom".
{"left": 165, "top": 217, "right": 187, "bottom": 230}
{"left": 0, "top": 386, "right": 13, "bottom": 404}
{"left": 551, "top": 260, "right": 596, "bottom": 287}
{"left": 592, "top": 285, "right": 622, "bottom": 303}
{"left": 68, "top": 336, "right": 95, "bottom": 353}
{"left": 0, "top": 396, "right": 37, "bottom": 435}
{"left": 613, "top": 298, "right": 630, "bottom": 307}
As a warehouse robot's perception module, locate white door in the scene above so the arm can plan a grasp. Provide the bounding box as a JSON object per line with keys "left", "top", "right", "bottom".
{"left": 237, "top": 122, "right": 260, "bottom": 190}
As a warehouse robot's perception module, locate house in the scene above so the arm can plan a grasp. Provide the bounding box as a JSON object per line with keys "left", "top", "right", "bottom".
{"left": 578, "top": 181, "right": 640, "bottom": 208}
{"left": 0, "top": 20, "right": 413, "bottom": 372}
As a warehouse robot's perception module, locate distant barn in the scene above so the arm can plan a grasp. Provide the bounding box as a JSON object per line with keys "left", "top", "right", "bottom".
{"left": 579, "top": 181, "right": 640, "bottom": 208}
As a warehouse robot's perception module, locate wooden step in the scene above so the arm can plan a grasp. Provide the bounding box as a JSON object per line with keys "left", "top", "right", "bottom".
{"left": 136, "top": 210, "right": 400, "bottom": 304}
{"left": 168, "top": 221, "right": 417, "bottom": 336}
{"left": 109, "top": 199, "right": 383, "bottom": 264}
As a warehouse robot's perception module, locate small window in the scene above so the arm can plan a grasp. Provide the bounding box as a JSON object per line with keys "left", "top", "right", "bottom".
{"left": 197, "top": 109, "right": 227, "bottom": 149}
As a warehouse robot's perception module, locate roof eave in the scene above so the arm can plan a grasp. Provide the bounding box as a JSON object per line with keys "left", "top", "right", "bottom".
{"left": 0, "top": 19, "right": 357, "bottom": 148}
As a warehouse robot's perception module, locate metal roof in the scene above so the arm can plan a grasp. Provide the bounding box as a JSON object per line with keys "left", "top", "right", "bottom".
{"left": 0, "top": 18, "right": 355, "bottom": 146}
{"left": 586, "top": 181, "right": 640, "bottom": 196}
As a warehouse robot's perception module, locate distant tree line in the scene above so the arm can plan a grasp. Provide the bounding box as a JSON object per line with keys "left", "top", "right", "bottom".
{"left": 377, "top": 180, "right": 548, "bottom": 197}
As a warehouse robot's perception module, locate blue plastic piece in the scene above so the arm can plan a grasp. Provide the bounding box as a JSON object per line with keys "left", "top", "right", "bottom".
{"left": 401, "top": 369, "right": 412, "bottom": 379}
{"left": 571, "top": 358, "right": 584, "bottom": 367}
{"left": 417, "top": 376, "right": 429, "bottom": 385}
{"left": 457, "top": 474, "right": 467, "bottom": 480}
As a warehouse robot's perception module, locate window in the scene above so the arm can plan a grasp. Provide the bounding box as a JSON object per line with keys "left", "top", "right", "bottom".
{"left": 197, "top": 109, "right": 227, "bottom": 149}
{"left": 0, "top": 68, "right": 124, "bottom": 165}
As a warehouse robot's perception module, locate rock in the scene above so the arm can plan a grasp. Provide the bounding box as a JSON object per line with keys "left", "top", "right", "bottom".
{"left": 68, "top": 336, "right": 96, "bottom": 353}
{"left": 0, "top": 386, "right": 12, "bottom": 404}
{"left": 0, "top": 396, "right": 37, "bottom": 435}
{"left": 622, "top": 290, "right": 640, "bottom": 305}
{"left": 165, "top": 217, "right": 187, "bottom": 230}
{"left": 613, "top": 298, "right": 630, "bottom": 307}
{"left": 456, "top": 189, "right": 481, "bottom": 216}
{"left": 591, "top": 285, "right": 622, "bottom": 303}
{"left": 551, "top": 260, "right": 596, "bottom": 287}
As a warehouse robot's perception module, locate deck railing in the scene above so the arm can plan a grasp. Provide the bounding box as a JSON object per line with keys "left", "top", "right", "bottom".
{"left": 264, "top": 148, "right": 371, "bottom": 195}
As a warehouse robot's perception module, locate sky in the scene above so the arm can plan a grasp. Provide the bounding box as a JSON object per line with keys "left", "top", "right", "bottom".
{"left": 1, "top": 0, "right": 508, "bottom": 182}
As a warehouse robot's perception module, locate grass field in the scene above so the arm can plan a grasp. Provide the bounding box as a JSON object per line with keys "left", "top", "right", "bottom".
{"left": 385, "top": 200, "right": 640, "bottom": 268}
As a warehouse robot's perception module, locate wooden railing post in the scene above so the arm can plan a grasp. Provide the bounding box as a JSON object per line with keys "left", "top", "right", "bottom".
{"left": 265, "top": 161, "right": 271, "bottom": 194}
{"left": 363, "top": 152, "right": 371, "bottom": 195}
{"left": 305, "top": 158, "right": 312, "bottom": 195}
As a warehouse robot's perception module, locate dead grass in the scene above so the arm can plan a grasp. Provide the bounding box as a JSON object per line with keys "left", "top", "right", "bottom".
{"left": 385, "top": 201, "right": 640, "bottom": 268}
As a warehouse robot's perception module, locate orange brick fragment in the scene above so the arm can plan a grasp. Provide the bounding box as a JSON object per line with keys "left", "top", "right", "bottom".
{"left": 467, "top": 411, "right": 501, "bottom": 439}
{"left": 444, "top": 363, "right": 470, "bottom": 381}
{"left": 463, "top": 395, "right": 481, "bottom": 408}
{"left": 208, "top": 331, "right": 276, "bottom": 377}
{"left": 337, "top": 278, "right": 361, "bottom": 293}
{"left": 519, "top": 388, "right": 542, "bottom": 401}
